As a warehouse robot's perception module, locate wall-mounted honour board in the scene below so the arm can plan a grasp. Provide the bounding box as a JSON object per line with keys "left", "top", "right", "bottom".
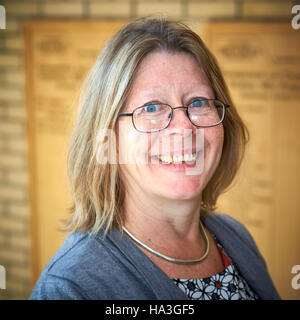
{"left": 204, "top": 23, "right": 300, "bottom": 300}
{"left": 24, "top": 20, "right": 127, "bottom": 284}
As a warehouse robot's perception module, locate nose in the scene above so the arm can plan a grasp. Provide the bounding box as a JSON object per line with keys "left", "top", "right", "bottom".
{"left": 168, "top": 106, "right": 193, "bottom": 131}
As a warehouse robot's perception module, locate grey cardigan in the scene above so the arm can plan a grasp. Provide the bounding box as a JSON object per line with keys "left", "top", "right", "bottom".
{"left": 29, "top": 213, "right": 280, "bottom": 300}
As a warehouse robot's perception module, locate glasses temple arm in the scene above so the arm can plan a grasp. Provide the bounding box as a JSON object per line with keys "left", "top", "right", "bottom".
{"left": 118, "top": 113, "right": 133, "bottom": 117}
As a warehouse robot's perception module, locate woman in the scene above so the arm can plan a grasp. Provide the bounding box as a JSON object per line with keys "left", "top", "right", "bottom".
{"left": 30, "top": 17, "right": 280, "bottom": 300}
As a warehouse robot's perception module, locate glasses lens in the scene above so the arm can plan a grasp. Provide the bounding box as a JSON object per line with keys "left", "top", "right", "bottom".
{"left": 133, "top": 103, "right": 172, "bottom": 132}
{"left": 188, "top": 99, "right": 224, "bottom": 127}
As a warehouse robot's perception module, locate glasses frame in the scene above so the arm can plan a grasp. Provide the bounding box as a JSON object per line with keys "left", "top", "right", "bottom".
{"left": 118, "top": 99, "right": 230, "bottom": 133}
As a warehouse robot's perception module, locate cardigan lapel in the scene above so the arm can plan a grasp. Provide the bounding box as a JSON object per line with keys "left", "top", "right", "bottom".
{"left": 108, "top": 228, "right": 189, "bottom": 300}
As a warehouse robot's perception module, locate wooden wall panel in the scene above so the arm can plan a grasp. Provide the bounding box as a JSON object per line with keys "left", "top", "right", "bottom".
{"left": 24, "top": 21, "right": 127, "bottom": 283}
{"left": 204, "top": 23, "right": 300, "bottom": 299}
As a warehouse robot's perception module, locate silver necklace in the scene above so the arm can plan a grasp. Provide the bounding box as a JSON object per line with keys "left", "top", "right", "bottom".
{"left": 122, "top": 221, "right": 210, "bottom": 264}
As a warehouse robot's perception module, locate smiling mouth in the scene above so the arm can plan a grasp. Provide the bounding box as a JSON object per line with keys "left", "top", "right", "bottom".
{"left": 157, "top": 152, "right": 198, "bottom": 164}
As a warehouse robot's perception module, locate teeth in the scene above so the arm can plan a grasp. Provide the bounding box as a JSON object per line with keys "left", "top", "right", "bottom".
{"left": 173, "top": 155, "right": 182, "bottom": 164}
{"left": 184, "top": 154, "right": 191, "bottom": 162}
{"left": 158, "top": 153, "right": 197, "bottom": 164}
{"left": 159, "top": 155, "right": 172, "bottom": 163}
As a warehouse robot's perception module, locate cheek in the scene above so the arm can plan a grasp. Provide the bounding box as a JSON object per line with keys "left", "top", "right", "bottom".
{"left": 206, "top": 125, "right": 224, "bottom": 153}
{"left": 117, "top": 124, "right": 149, "bottom": 164}
{"left": 204, "top": 125, "right": 224, "bottom": 173}
{"left": 128, "top": 132, "right": 151, "bottom": 164}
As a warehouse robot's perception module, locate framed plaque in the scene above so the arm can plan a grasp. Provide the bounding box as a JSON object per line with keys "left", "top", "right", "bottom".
{"left": 204, "top": 23, "right": 300, "bottom": 299}
{"left": 24, "top": 20, "right": 127, "bottom": 283}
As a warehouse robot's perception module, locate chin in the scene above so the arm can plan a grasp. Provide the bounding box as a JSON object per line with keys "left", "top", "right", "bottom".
{"left": 154, "top": 176, "right": 205, "bottom": 201}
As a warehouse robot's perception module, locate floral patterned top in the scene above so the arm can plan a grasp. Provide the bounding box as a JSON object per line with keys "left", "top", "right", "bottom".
{"left": 172, "top": 238, "right": 259, "bottom": 300}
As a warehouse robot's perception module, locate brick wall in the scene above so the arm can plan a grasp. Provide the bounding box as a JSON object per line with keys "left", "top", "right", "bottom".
{"left": 0, "top": 0, "right": 296, "bottom": 299}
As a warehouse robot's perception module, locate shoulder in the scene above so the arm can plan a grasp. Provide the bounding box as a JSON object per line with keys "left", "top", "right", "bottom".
{"left": 30, "top": 230, "right": 157, "bottom": 300}
{"left": 204, "top": 212, "right": 265, "bottom": 263}
{"left": 204, "top": 212, "right": 250, "bottom": 237}
{"left": 30, "top": 231, "right": 120, "bottom": 299}
{"left": 44, "top": 232, "right": 110, "bottom": 277}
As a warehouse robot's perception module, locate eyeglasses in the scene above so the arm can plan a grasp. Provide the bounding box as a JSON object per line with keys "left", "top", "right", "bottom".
{"left": 118, "top": 98, "right": 230, "bottom": 133}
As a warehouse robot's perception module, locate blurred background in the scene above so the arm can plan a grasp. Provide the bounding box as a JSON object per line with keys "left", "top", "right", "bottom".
{"left": 0, "top": 0, "right": 299, "bottom": 300}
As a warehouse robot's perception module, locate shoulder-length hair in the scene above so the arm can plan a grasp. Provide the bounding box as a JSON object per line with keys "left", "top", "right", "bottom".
{"left": 65, "top": 17, "right": 249, "bottom": 235}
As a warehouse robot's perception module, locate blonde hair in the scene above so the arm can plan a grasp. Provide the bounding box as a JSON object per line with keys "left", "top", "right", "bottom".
{"left": 65, "top": 17, "right": 249, "bottom": 235}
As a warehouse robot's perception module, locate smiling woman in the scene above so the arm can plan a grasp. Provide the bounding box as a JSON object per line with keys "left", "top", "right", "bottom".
{"left": 29, "top": 17, "right": 280, "bottom": 300}
{"left": 118, "top": 51, "right": 224, "bottom": 204}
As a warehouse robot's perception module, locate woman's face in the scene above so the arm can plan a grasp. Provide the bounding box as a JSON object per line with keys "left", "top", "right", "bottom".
{"left": 117, "top": 51, "right": 224, "bottom": 201}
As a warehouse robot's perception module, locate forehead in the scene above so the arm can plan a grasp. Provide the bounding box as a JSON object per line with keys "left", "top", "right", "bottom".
{"left": 127, "top": 51, "right": 213, "bottom": 101}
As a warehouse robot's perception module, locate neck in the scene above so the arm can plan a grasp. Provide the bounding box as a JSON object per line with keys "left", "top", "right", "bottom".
{"left": 123, "top": 187, "right": 203, "bottom": 248}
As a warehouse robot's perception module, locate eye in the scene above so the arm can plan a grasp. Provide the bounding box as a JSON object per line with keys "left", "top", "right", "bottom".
{"left": 143, "top": 103, "right": 160, "bottom": 113}
{"left": 189, "top": 98, "right": 207, "bottom": 108}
